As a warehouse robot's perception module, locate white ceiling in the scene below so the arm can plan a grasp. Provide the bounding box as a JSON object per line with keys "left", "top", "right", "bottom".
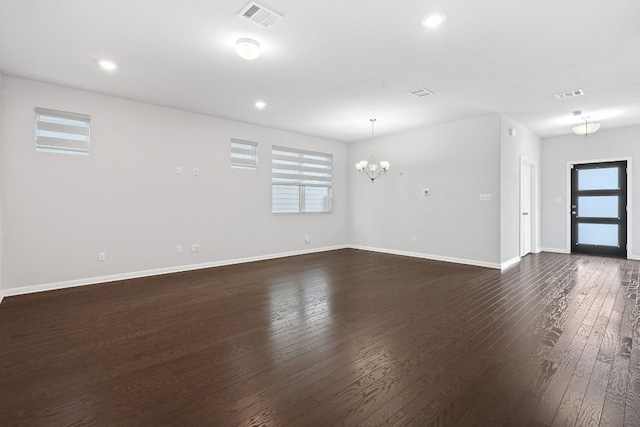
{"left": 1, "top": 0, "right": 639, "bottom": 142}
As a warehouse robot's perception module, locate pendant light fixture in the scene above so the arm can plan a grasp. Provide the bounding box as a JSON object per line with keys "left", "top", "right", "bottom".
{"left": 355, "top": 119, "right": 390, "bottom": 182}
{"left": 571, "top": 111, "right": 601, "bottom": 136}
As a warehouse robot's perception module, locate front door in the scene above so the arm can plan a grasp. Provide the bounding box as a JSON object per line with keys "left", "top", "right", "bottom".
{"left": 570, "top": 161, "right": 627, "bottom": 258}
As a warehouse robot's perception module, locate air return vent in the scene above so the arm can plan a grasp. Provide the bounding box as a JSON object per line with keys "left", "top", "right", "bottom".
{"left": 239, "top": 1, "right": 283, "bottom": 28}
{"left": 554, "top": 89, "right": 584, "bottom": 100}
{"left": 409, "top": 87, "right": 434, "bottom": 98}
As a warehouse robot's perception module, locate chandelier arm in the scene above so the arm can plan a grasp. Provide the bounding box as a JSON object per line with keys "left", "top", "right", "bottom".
{"left": 360, "top": 164, "right": 388, "bottom": 182}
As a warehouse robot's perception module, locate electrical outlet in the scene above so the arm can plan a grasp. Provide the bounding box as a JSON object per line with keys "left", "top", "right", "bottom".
{"left": 176, "top": 166, "right": 182, "bottom": 174}
{"left": 479, "top": 193, "right": 493, "bottom": 201}
{"left": 412, "top": 236, "right": 417, "bottom": 243}
{"left": 98, "top": 252, "right": 106, "bottom": 262}
{"left": 191, "top": 244, "right": 199, "bottom": 252}
{"left": 194, "top": 168, "right": 199, "bottom": 176}
{"left": 176, "top": 245, "right": 182, "bottom": 254}
{"left": 305, "top": 234, "right": 310, "bottom": 244}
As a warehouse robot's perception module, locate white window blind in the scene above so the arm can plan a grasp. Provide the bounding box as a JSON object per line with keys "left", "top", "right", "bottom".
{"left": 230, "top": 138, "right": 258, "bottom": 170}
{"left": 34, "top": 107, "right": 91, "bottom": 156}
{"left": 272, "top": 145, "right": 333, "bottom": 213}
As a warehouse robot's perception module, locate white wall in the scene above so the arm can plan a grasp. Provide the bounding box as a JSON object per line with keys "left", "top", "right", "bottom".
{"left": 0, "top": 72, "right": 3, "bottom": 302}
{"left": 500, "top": 116, "right": 542, "bottom": 264}
{"left": 5, "top": 74, "right": 595, "bottom": 296}
{"left": 348, "top": 114, "right": 502, "bottom": 267}
{"left": 0, "top": 76, "right": 348, "bottom": 291}
{"left": 541, "top": 125, "right": 640, "bottom": 255}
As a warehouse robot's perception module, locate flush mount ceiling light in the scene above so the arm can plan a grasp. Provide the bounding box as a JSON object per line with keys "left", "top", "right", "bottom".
{"left": 254, "top": 100, "right": 266, "bottom": 109}
{"left": 571, "top": 111, "right": 601, "bottom": 136}
{"left": 98, "top": 60, "right": 118, "bottom": 71}
{"left": 236, "top": 38, "right": 261, "bottom": 60}
{"left": 355, "top": 119, "right": 390, "bottom": 183}
{"left": 422, "top": 13, "right": 446, "bottom": 28}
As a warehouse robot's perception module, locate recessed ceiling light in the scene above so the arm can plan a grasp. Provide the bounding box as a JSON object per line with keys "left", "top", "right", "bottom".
{"left": 98, "top": 60, "right": 118, "bottom": 71}
{"left": 254, "top": 100, "right": 266, "bottom": 109}
{"left": 422, "top": 13, "right": 446, "bottom": 28}
{"left": 236, "top": 38, "right": 261, "bottom": 60}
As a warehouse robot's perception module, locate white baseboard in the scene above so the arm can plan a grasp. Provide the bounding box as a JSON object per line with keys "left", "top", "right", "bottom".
{"left": 0, "top": 245, "right": 349, "bottom": 300}
{"left": 540, "top": 247, "right": 570, "bottom": 254}
{"left": 348, "top": 245, "right": 502, "bottom": 269}
{"left": 500, "top": 257, "right": 521, "bottom": 270}
{"left": 1, "top": 244, "right": 577, "bottom": 303}
{"left": 541, "top": 247, "right": 640, "bottom": 260}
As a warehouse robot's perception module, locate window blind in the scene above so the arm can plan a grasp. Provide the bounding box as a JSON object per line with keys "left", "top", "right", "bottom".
{"left": 230, "top": 138, "right": 258, "bottom": 170}
{"left": 34, "top": 107, "right": 91, "bottom": 156}
{"left": 272, "top": 145, "right": 333, "bottom": 187}
{"left": 272, "top": 145, "right": 333, "bottom": 213}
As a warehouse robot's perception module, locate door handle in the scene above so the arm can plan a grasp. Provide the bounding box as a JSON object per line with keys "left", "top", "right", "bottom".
{"left": 522, "top": 212, "right": 529, "bottom": 215}
{"left": 572, "top": 211, "right": 576, "bottom": 215}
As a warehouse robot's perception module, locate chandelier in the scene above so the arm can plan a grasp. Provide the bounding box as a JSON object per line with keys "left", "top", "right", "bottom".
{"left": 355, "top": 119, "right": 390, "bottom": 182}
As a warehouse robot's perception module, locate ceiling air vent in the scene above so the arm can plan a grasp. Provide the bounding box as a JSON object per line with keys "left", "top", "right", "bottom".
{"left": 554, "top": 89, "right": 584, "bottom": 100}
{"left": 409, "top": 87, "right": 434, "bottom": 98}
{"left": 239, "top": 1, "right": 283, "bottom": 28}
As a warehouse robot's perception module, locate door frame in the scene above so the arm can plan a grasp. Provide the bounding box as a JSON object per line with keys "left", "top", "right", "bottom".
{"left": 565, "top": 157, "right": 632, "bottom": 258}
{"left": 520, "top": 157, "right": 537, "bottom": 256}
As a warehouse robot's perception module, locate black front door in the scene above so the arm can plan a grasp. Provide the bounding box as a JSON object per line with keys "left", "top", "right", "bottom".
{"left": 571, "top": 161, "right": 627, "bottom": 258}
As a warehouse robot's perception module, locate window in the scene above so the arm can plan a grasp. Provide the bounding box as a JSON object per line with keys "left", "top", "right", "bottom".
{"left": 230, "top": 138, "right": 258, "bottom": 170}
{"left": 272, "top": 145, "right": 333, "bottom": 213}
{"left": 34, "top": 107, "right": 91, "bottom": 156}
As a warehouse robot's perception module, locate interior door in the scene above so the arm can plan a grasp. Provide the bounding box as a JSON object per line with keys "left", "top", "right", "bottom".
{"left": 520, "top": 163, "right": 532, "bottom": 256}
{"left": 571, "top": 161, "right": 627, "bottom": 258}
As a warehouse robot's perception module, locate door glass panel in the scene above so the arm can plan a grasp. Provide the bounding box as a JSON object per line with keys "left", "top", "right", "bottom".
{"left": 578, "top": 196, "right": 619, "bottom": 218}
{"left": 578, "top": 168, "right": 618, "bottom": 190}
{"left": 578, "top": 223, "right": 618, "bottom": 246}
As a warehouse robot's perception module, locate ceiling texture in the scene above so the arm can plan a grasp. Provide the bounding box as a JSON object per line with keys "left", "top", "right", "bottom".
{"left": 0, "top": 0, "right": 639, "bottom": 142}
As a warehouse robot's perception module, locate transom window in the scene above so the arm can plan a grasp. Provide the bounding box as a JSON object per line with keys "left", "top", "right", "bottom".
{"left": 34, "top": 107, "right": 91, "bottom": 156}
{"left": 230, "top": 138, "right": 258, "bottom": 170}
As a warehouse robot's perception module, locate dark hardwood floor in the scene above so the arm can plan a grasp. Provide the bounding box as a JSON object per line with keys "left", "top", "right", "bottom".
{"left": 1, "top": 249, "right": 639, "bottom": 426}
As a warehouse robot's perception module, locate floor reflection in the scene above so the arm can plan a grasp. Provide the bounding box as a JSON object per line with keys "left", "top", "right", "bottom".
{"left": 268, "top": 268, "right": 334, "bottom": 351}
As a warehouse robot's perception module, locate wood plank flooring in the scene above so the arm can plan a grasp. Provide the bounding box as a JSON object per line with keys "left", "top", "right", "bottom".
{"left": 1, "top": 249, "right": 639, "bottom": 426}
